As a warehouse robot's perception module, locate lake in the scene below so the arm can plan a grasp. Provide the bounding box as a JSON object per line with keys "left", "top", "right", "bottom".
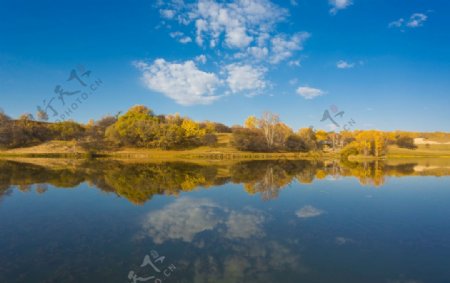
{"left": 0, "top": 158, "right": 449, "bottom": 283}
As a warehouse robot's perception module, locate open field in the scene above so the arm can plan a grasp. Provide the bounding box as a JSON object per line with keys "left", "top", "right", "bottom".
{"left": 387, "top": 144, "right": 450, "bottom": 158}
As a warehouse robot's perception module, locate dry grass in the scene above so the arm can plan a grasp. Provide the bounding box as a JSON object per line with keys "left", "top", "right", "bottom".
{"left": 2, "top": 134, "right": 450, "bottom": 160}
{"left": 387, "top": 144, "right": 450, "bottom": 158}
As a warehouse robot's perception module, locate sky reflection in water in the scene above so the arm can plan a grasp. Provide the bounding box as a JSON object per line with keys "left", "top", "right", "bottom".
{"left": 0, "top": 159, "right": 449, "bottom": 283}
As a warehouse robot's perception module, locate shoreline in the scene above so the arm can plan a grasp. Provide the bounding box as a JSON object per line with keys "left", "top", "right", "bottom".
{"left": 1, "top": 149, "right": 449, "bottom": 160}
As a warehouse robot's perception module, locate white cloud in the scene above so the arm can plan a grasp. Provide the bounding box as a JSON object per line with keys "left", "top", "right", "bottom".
{"left": 156, "top": 0, "right": 310, "bottom": 66}
{"left": 225, "top": 63, "right": 267, "bottom": 94}
{"left": 336, "top": 60, "right": 355, "bottom": 69}
{"left": 296, "top": 86, "right": 325, "bottom": 100}
{"left": 247, "top": 46, "right": 269, "bottom": 60}
{"left": 296, "top": 205, "right": 325, "bottom": 218}
{"left": 169, "top": 31, "right": 192, "bottom": 44}
{"left": 179, "top": 36, "right": 192, "bottom": 43}
{"left": 270, "top": 32, "right": 310, "bottom": 64}
{"left": 190, "top": 0, "right": 288, "bottom": 49}
{"left": 389, "top": 18, "right": 404, "bottom": 28}
{"left": 288, "top": 60, "right": 301, "bottom": 67}
{"left": 389, "top": 13, "right": 428, "bottom": 29}
{"left": 407, "top": 13, "right": 428, "bottom": 28}
{"left": 289, "top": 78, "right": 299, "bottom": 85}
{"left": 160, "top": 9, "right": 176, "bottom": 19}
{"left": 135, "top": 59, "right": 221, "bottom": 105}
{"left": 195, "top": 54, "right": 207, "bottom": 64}
{"left": 329, "top": 0, "right": 352, "bottom": 15}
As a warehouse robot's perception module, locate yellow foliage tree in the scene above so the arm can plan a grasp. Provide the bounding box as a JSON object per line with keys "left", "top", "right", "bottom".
{"left": 244, "top": 115, "right": 258, "bottom": 129}
{"left": 181, "top": 119, "right": 206, "bottom": 138}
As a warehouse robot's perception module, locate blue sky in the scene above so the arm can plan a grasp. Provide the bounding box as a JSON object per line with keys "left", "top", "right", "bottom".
{"left": 0, "top": 0, "right": 449, "bottom": 131}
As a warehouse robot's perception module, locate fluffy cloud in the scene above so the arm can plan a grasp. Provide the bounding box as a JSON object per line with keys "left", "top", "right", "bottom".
{"left": 407, "top": 13, "right": 428, "bottom": 28}
{"left": 135, "top": 59, "right": 221, "bottom": 105}
{"left": 329, "top": 0, "right": 352, "bottom": 15}
{"left": 336, "top": 60, "right": 355, "bottom": 69}
{"left": 288, "top": 60, "right": 301, "bottom": 67}
{"left": 225, "top": 63, "right": 267, "bottom": 94}
{"left": 169, "top": 31, "right": 192, "bottom": 44}
{"left": 156, "top": 0, "right": 309, "bottom": 64}
{"left": 296, "top": 86, "right": 325, "bottom": 99}
{"left": 295, "top": 205, "right": 325, "bottom": 218}
{"left": 160, "top": 9, "right": 176, "bottom": 19}
{"left": 389, "top": 13, "right": 428, "bottom": 29}
{"left": 270, "top": 32, "right": 310, "bottom": 64}
{"left": 195, "top": 54, "right": 207, "bottom": 64}
{"left": 192, "top": 0, "right": 288, "bottom": 49}
{"left": 389, "top": 18, "right": 404, "bottom": 28}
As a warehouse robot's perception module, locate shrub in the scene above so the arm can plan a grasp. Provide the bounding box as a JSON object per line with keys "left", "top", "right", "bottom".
{"left": 202, "top": 134, "right": 218, "bottom": 146}
{"left": 232, "top": 128, "right": 268, "bottom": 152}
{"left": 396, "top": 136, "right": 417, "bottom": 149}
{"left": 285, "top": 135, "right": 308, "bottom": 152}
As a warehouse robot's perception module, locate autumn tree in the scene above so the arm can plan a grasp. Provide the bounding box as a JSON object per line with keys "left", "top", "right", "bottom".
{"left": 232, "top": 127, "right": 268, "bottom": 152}
{"left": 0, "top": 111, "right": 12, "bottom": 147}
{"left": 181, "top": 118, "right": 206, "bottom": 146}
{"left": 285, "top": 134, "right": 308, "bottom": 152}
{"left": 273, "top": 122, "right": 293, "bottom": 149}
{"left": 258, "top": 112, "right": 280, "bottom": 150}
{"left": 315, "top": 130, "right": 328, "bottom": 149}
{"left": 244, "top": 115, "right": 258, "bottom": 129}
{"left": 105, "top": 105, "right": 158, "bottom": 147}
{"left": 50, "top": 121, "right": 85, "bottom": 141}
{"left": 298, "top": 127, "right": 318, "bottom": 151}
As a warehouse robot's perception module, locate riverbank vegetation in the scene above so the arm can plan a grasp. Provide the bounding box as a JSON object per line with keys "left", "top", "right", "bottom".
{"left": 0, "top": 106, "right": 449, "bottom": 159}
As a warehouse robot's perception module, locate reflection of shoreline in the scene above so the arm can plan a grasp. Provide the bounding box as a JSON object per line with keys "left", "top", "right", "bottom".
{"left": 1, "top": 159, "right": 449, "bottom": 204}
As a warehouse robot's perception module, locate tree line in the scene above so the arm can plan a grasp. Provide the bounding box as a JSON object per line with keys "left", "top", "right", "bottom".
{"left": 0, "top": 106, "right": 441, "bottom": 157}
{"left": 232, "top": 112, "right": 420, "bottom": 157}
{"left": 0, "top": 105, "right": 230, "bottom": 150}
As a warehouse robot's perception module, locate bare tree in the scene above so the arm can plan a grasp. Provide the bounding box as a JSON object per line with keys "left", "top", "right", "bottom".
{"left": 258, "top": 111, "right": 279, "bottom": 150}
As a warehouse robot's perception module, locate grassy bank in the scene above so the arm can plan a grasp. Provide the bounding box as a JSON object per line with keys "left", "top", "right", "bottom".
{"left": 1, "top": 137, "right": 450, "bottom": 160}
{"left": 387, "top": 144, "right": 450, "bottom": 158}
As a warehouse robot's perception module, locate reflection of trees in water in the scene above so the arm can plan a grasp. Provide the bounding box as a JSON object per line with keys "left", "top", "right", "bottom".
{"left": 97, "top": 162, "right": 220, "bottom": 204}
{"left": 231, "top": 160, "right": 323, "bottom": 200}
{"left": 338, "top": 159, "right": 418, "bottom": 187}
{"left": 0, "top": 159, "right": 445, "bottom": 204}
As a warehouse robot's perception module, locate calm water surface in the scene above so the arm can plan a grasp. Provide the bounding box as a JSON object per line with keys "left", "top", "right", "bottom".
{"left": 0, "top": 159, "right": 449, "bottom": 283}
